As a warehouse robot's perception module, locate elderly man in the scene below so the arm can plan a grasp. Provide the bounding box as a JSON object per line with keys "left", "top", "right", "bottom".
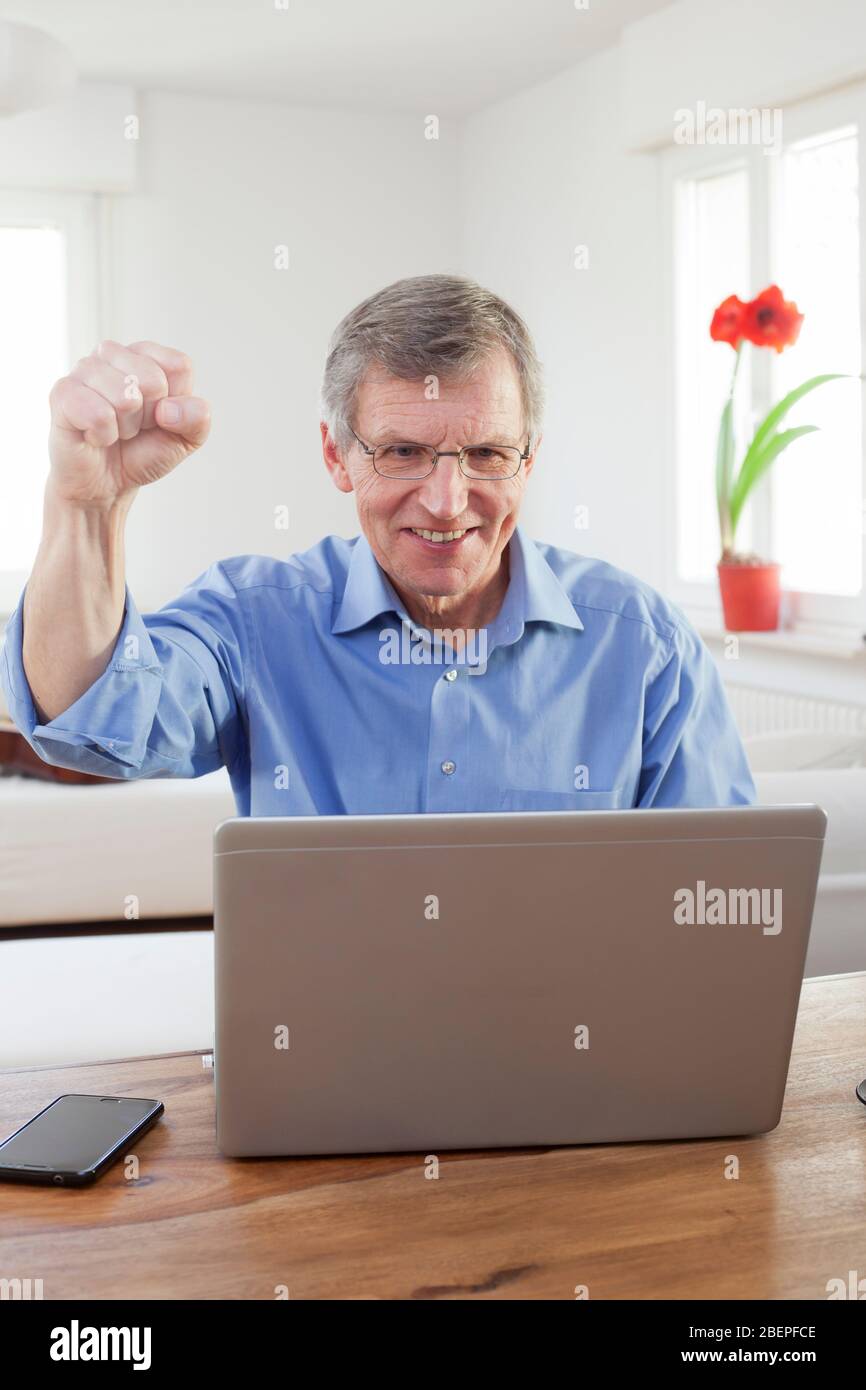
{"left": 1, "top": 274, "right": 755, "bottom": 814}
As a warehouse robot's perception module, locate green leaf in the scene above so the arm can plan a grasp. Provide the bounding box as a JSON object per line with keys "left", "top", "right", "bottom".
{"left": 742, "top": 373, "right": 845, "bottom": 475}
{"left": 715, "top": 395, "right": 735, "bottom": 546}
{"left": 715, "top": 344, "right": 742, "bottom": 553}
{"left": 729, "top": 425, "right": 819, "bottom": 534}
{"left": 727, "top": 372, "right": 848, "bottom": 546}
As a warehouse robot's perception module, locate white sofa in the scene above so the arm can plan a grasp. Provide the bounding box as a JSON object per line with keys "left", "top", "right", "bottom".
{"left": 1, "top": 740, "right": 864, "bottom": 1067}
{"left": 2, "top": 752, "right": 864, "bottom": 970}
{"left": 0, "top": 768, "right": 234, "bottom": 925}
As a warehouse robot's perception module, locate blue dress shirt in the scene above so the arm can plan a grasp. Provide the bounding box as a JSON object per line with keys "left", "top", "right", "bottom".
{"left": 1, "top": 525, "right": 756, "bottom": 815}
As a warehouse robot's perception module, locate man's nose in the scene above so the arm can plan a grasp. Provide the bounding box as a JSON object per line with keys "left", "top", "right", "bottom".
{"left": 416, "top": 454, "right": 471, "bottom": 518}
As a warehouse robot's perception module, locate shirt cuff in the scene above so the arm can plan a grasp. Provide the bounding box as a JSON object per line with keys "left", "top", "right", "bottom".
{"left": 1, "top": 586, "right": 164, "bottom": 776}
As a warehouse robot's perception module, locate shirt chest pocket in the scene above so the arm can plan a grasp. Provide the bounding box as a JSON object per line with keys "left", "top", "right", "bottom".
{"left": 498, "top": 785, "right": 627, "bottom": 812}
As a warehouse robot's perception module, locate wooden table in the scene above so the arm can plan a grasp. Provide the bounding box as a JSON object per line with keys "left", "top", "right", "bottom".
{"left": 1, "top": 973, "right": 864, "bottom": 1301}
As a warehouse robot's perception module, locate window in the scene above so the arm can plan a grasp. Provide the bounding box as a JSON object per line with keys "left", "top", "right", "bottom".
{"left": 674, "top": 164, "right": 752, "bottom": 583}
{"left": 663, "top": 87, "right": 866, "bottom": 633}
{"left": 773, "top": 127, "right": 861, "bottom": 596}
{"left": 0, "top": 192, "right": 100, "bottom": 614}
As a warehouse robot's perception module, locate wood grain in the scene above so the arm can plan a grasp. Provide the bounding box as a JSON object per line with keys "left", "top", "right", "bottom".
{"left": 0, "top": 973, "right": 864, "bottom": 1300}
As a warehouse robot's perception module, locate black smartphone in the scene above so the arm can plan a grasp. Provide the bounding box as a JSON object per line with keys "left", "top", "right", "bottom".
{"left": 0, "top": 1094, "right": 164, "bottom": 1186}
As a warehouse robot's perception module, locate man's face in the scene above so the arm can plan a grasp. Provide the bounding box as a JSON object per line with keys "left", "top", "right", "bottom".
{"left": 321, "top": 348, "right": 536, "bottom": 609}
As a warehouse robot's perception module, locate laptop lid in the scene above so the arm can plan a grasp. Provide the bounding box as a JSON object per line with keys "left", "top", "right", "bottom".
{"left": 214, "top": 804, "right": 826, "bottom": 1156}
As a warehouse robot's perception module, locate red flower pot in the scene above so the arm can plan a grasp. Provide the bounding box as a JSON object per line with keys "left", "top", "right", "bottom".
{"left": 717, "top": 561, "right": 781, "bottom": 631}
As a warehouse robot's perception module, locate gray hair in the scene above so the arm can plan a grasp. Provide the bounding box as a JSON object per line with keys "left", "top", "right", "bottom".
{"left": 319, "top": 273, "right": 544, "bottom": 455}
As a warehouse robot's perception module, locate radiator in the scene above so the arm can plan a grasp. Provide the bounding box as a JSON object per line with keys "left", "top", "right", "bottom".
{"left": 725, "top": 683, "right": 866, "bottom": 740}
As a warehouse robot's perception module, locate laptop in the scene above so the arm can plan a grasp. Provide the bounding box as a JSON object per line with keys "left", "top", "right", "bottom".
{"left": 213, "top": 803, "right": 826, "bottom": 1157}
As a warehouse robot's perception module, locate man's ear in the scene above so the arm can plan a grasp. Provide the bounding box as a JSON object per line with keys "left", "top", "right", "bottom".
{"left": 524, "top": 430, "right": 542, "bottom": 480}
{"left": 321, "top": 421, "right": 354, "bottom": 494}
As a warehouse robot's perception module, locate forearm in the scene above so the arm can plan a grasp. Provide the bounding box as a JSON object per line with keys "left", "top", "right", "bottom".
{"left": 22, "top": 483, "right": 136, "bottom": 721}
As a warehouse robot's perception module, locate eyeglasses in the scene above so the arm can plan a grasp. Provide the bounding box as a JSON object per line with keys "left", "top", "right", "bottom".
{"left": 350, "top": 426, "right": 531, "bottom": 480}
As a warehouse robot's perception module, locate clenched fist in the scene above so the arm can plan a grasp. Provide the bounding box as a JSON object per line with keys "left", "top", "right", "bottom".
{"left": 47, "top": 340, "right": 211, "bottom": 508}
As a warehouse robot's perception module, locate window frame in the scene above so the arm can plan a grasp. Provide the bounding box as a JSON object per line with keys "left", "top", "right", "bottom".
{"left": 0, "top": 189, "right": 102, "bottom": 615}
{"left": 660, "top": 84, "right": 866, "bottom": 638}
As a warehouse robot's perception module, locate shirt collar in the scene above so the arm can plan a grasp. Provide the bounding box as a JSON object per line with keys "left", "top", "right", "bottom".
{"left": 331, "top": 523, "right": 584, "bottom": 638}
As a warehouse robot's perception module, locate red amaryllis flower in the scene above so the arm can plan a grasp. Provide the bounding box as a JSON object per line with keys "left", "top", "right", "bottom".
{"left": 710, "top": 294, "right": 748, "bottom": 347}
{"left": 742, "top": 284, "right": 804, "bottom": 353}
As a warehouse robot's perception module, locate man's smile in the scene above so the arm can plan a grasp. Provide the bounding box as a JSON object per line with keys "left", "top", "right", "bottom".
{"left": 401, "top": 524, "right": 480, "bottom": 550}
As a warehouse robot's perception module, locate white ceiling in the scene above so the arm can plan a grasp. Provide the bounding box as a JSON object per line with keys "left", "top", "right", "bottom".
{"left": 0, "top": 0, "right": 672, "bottom": 117}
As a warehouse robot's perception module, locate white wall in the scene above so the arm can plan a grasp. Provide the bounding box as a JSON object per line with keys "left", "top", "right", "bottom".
{"left": 621, "top": 0, "right": 866, "bottom": 151}
{"left": 6, "top": 0, "right": 865, "bottom": 712}
{"left": 457, "top": 4, "right": 866, "bottom": 702}
{"left": 0, "top": 82, "right": 135, "bottom": 191}
{"left": 458, "top": 47, "right": 666, "bottom": 584}
{"left": 110, "top": 91, "right": 460, "bottom": 606}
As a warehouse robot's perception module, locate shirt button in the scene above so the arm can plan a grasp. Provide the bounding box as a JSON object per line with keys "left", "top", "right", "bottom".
{"left": 444, "top": 669, "right": 457, "bottom": 682}
{"left": 441, "top": 760, "right": 456, "bottom": 775}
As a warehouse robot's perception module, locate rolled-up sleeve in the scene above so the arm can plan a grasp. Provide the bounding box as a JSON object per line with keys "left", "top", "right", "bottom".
{"left": 0, "top": 563, "right": 246, "bottom": 780}
{"left": 638, "top": 618, "right": 756, "bottom": 808}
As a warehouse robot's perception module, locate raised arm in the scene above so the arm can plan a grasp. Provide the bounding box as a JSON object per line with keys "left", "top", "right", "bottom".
{"left": 23, "top": 340, "right": 211, "bottom": 720}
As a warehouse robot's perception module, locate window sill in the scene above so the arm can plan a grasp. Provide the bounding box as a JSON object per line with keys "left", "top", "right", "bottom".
{"left": 693, "top": 617, "right": 866, "bottom": 660}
